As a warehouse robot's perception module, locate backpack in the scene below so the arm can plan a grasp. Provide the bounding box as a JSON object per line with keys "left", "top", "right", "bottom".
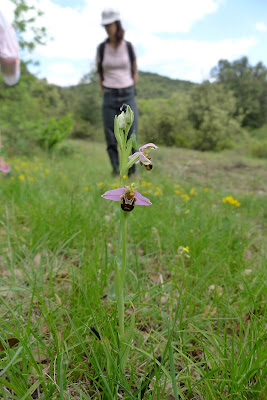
{"left": 97, "top": 40, "right": 135, "bottom": 79}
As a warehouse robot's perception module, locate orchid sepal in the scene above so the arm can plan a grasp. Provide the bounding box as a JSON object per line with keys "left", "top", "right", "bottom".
{"left": 127, "top": 152, "right": 140, "bottom": 170}
{"left": 114, "top": 116, "right": 123, "bottom": 151}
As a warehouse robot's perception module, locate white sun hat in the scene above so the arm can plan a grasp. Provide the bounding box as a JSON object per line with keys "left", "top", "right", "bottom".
{"left": 101, "top": 8, "right": 120, "bottom": 26}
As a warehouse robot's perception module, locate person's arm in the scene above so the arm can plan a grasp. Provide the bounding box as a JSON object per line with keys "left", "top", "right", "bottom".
{"left": 97, "top": 68, "right": 104, "bottom": 92}
{"left": 0, "top": 12, "right": 20, "bottom": 86}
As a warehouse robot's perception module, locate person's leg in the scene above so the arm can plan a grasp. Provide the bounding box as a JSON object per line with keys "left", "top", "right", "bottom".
{"left": 102, "top": 91, "right": 120, "bottom": 175}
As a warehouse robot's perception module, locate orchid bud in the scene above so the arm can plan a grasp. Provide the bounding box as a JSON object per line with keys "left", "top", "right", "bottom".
{"left": 118, "top": 112, "right": 126, "bottom": 129}
{"left": 125, "top": 105, "right": 134, "bottom": 125}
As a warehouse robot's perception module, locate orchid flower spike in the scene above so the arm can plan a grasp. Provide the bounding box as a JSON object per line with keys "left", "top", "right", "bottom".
{"left": 129, "top": 143, "right": 158, "bottom": 170}
{"left": 102, "top": 185, "right": 151, "bottom": 212}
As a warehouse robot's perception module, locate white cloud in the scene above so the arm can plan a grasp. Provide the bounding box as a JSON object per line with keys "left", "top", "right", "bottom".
{"left": 2, "top": 0, "right": 257, "bottom": 85}
{"left": 1, "top": 0, "right": 16, "bottom": 22}
{"left": 256, "top": 22, "right": 267, "bottom": 32}
{"left": 48, "top": 62, "right": 76, "bottom": 75}
{"left": 137, "top": 36, "right": 256, "bottom": 82}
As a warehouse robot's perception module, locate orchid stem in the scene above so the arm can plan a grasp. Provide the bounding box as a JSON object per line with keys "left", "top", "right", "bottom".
{"left": 120, "top": 210, "right": 127, "bottom": 281}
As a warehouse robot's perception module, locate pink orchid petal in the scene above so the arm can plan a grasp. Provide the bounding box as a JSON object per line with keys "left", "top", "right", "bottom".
{"left": 139, "top": 143, "right": 158, "bottom": 152}
{"left": 129, "top": 152, "right": 141, "bottom": 164}
{"left": 135, "top": 191, "right": 152, "bottom": 206}
{"left": 139, "top": 153, "right": 152, "bottom": 165}
{"left": 102, "top": 188, "right": 125, "bottom": 201}
{"left": 128, "top": 152, "right": 139, "bottom": 160}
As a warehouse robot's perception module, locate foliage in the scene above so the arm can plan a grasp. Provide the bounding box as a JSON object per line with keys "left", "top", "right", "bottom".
{"left": 10, "top": 0, "right": 47, "bottom": 53}
{"left": 0, "top": 62, "right": 68, "bottom": 154}
{"left": 188, "top": 81, "right": 243, "bottom": 151}
{"left": 0, "top": 142, "right": 266, "bottom": 399}
{"left": 1, "top": 55, "right": 266, "bottom": 155}
{"left": 138, "top": 93, "right": 194, "bottom": 148}
{"left": 250, "top": 140, "right": 267, "bottom": 159}
{"left": 136, "top": 71, "right": 195, "bottom": 99}
{"left": 211, "top": 57, "right": 267, "bottom": 128}
{"left": 37, "top": 114, "right": 74, "bottom": 151}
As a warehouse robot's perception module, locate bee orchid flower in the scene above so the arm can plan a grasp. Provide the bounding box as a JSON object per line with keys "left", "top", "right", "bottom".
{"left": 128, "top": 143, "right": 158, "bottom": 170}
{"left": 102, "top": 186, "right": 151, "bottom": 212}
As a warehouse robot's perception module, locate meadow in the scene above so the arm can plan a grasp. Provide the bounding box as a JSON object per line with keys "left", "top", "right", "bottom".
{"left": 0, "top": 141, "right": 266, "bottom": 399}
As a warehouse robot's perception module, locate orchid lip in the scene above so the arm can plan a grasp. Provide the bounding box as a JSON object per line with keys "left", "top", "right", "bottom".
{"left": 102, "top": 187, "right": 151, "bottom": 207}
{"left": 129, "top": 152, "right": 152, "bottom": 166}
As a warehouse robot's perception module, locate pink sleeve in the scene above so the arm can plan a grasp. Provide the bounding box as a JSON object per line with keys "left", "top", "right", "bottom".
{"left": 0, "top": 11, "right": 20, "bottom": 85}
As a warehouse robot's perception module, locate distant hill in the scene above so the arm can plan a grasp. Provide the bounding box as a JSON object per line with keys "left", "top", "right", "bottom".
{"left": 64, "top": 70, "right": 195, "bottom": 98}
{"left": 136, "top": 71, "right": 196, "bottom": 99}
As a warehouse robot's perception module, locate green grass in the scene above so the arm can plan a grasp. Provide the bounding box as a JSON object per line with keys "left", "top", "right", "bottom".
{"left": 0, "top": 141, "right": 266, "bottom": 399}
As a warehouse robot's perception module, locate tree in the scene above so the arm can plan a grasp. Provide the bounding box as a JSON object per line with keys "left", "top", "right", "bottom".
{"left": 9, "top": 0, "right": 47, "bottom": 57}
{"left": 188, "top": 81, "right": 242, "bottom": 151}
{"left": 211, "top": 57, "right": 267, "bottom": 128}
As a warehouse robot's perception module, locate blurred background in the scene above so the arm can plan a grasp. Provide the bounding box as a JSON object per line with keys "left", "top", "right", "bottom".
{"left": 1, "top": 0, "right": 267, "bottom": 157}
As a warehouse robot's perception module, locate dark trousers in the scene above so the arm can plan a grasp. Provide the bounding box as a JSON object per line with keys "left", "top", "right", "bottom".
{"left": 102, "top": 86, "right": 138, "bottom": 174}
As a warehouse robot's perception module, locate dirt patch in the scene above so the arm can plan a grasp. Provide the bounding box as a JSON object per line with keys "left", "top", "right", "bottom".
{"left": 158, "top": 147, "right": 267, "bottom": 195}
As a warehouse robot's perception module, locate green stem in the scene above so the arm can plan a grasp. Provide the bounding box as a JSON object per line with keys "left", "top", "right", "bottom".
{"left": 115, "top": 211, "right": 127, "bottom": 341}
{"left": 116, "top": 267, "right": 125, "bottom": 339}
{"left": 120, "top": 210, "right": 127, "bottom": 281}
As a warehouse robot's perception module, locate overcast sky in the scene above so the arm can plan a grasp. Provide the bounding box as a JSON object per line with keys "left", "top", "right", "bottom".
{"left": 2, "top": 0, "right": 267, "bottom": 86}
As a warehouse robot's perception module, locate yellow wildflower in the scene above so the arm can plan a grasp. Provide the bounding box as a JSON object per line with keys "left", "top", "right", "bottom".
{"left": 84, "top": 186, "right": 89, "bottom": 192}
{"left": 222, "top": 196, "right": 241, "bottom": 207}
{"left": 190, "top": 187, "right": 197, "bottom": 196}
{"left": 97, "top": 182, "right": 103, "bottom": 187}
{"left": 154, "top": 186, "right": 162, "bottom": 196}
{"left": 178, "top": 245, "right": 190, "bottom": 258}
{"left": 181, "top": 194, "right": 190, "bottom": 201}
{"left": 185, "top": 209, "right": 190, "bottom": 214}
{"left": 19, "top": 174, "right": 25, "bottom": 181}
{"left": 28, "top": 177, "right": 34, "bottom": 182}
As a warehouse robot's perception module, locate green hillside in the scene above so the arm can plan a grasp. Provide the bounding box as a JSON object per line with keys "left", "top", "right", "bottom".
{"left": 136, "top": 71, "right": 196, "bottom": 99}
{"left": 1, "top": 58, "right": 267, "bottom": 157}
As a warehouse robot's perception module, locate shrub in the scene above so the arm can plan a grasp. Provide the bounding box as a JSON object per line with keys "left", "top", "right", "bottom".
{"left": 188, "top": 81, "right": 243, "bottom": 151}
{"left": 138, "top": 94, "right": 195, "bottom": 148}
{"left": 37, "top": 114, "right": 73, "bottom": 151}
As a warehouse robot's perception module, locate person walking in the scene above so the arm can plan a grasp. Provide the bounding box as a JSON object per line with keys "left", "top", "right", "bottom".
{"left": 96, "top": 8, "right": 138, "bottom": 177}
{"left": 0, "top": 11, "right": 20, "bottom": 175}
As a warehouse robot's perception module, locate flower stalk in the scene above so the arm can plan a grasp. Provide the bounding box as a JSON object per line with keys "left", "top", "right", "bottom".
{"left": 101, "top": 105, "right": 158, "bottom": 370}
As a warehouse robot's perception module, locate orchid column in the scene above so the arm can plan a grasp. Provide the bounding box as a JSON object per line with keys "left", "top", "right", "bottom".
{"left": 102, "top": 105, "right": 158, "bottom": 366}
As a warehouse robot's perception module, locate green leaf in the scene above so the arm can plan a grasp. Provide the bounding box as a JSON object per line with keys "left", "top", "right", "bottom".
{"left": 120, "top": 312, "right": 135, "bottom": 370}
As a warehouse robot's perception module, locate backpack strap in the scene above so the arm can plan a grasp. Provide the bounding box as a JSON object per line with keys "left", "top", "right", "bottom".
{"left": 126, "top": 41, "right": 135, "bottom": 77}
{"left": 97, "top": 40, "right": 135, "bottom": 80}
{"left": 97, "top": 40, "right": 107, "bottom": 79}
